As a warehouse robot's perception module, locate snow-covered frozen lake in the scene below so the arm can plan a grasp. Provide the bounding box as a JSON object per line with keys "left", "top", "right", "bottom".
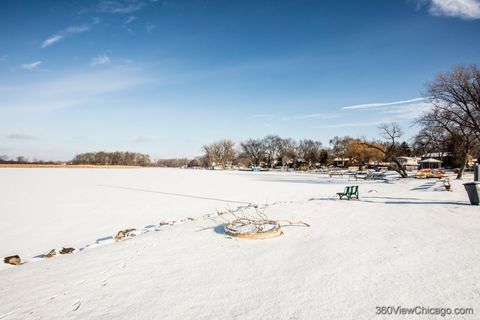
{"left": 0, "top": 168, "right": 377, "bottom": 257}
{"left": 1, "top": 168, "right": 479, "bottom": 320}
{"left": 0, "top": 168, "right": 397, "bottom": 258}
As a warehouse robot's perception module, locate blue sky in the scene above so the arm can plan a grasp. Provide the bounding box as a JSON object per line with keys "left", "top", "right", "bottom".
{"left": 1, "top": 0, "right": 480, "bottom": 160}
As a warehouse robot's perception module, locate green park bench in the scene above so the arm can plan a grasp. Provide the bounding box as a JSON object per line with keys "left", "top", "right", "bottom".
{"left": 337, "top": 185, "right": 359, "bottom": 200}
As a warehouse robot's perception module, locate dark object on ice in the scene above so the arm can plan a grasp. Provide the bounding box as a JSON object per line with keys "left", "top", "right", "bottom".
{"left": 44, "top": 249, "right": 56, "bottom": 258}
{"left": 114, "top": 228, "right": 137, "bottom": 241}
{"left": 464, "top": 182, "right": 480, "bottom": 205}
{"left": 4, "top": 255, "right": 21, "bottom": 265}
{"left": 60, "top": 247, "right": 75, "bottom": 254}
{"left": 337, "top": 185, "right": 359, "bottom": 200}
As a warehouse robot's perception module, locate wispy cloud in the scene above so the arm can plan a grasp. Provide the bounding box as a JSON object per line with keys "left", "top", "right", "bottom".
{"left": 0, "top": 68, "right": 149, "bottom": 112}
{"left": 65, "top": 24, "right": 93, "bottom": 33}
{"left": 41, "top": 18, "right": 100, "bottom": 48}
{"left": 418, "top": 0, "right": 480, "bottom": 19}
{"left": 251, "top": 114, "right": 275, "bottom": 118}
{"left": 377, "top": 102, "right": 433, "bottom": 120}
{"left": 97, "top": 0, "right": 146, "bottom": 14}
{"left": 134, "top": 136, "right": 155, "bottom": 143}
{"left": 21, "top": 61, "right": 42, "bottom": 71}
{"left": 125, "top": 16, "right": 137, "bottom": 24}
{"left": 91, "top": 54, "right": 111, "bottom": 66}
{"left": 146, "top": 24, "right": 157, "bottom": 33}
{"left": 314, "top": 121, "right": 383, "bottom": 129}
{"left": 42, "top": 35, "right": 64, "bottom": 48}
{"left": 6, "top": 134, "right": 35, "bottom": 140}
{"left": 282, "top": 113, "right": 340, "bottom": 121}
{"left": 342, "top": 97, "right": 429, "bottom": 110}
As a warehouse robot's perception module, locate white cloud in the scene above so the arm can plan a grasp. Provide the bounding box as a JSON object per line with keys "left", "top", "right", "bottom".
{"left": 21, "top": 61, "right": 42, "bottom": 71}
{"left": 134, "top": 136, "right": 155, "bottom": 143}
{"left": 41, "top": 19, "right": 100, "bottom": 48}
{"left": 282, "top": 113, "right": 340, "bottom": 121}
{"left": 146, "top": 24, "right": 157, "bottom": 32}
{"left": 64, "top": 25, "right": 92, "bottom": 33}
{"left": 315, "top": 121, "right": 383, "bottom": 129}
{"left": 6, "top": 133, "right": 35, "bottom": 140}
{"left": 319, "top": 99, "right": 434, "bottom": 130}
{"left": 91, "top": 54, "right": 111, "bottom": 66}
{"left": 422, "top": 0, "right": 480, "bottom": 19}
{"left": 342, "top": 97, "right": 429, "bottom": 110}
{"left": 125, "top": 16, "right": 137, "bottom": 24}
{"left": 251, "top": 114, "right": 275, "bottom": 118}
{"left": 377, "top": 102, "right": 433, "bottom": 120}
{"left": 41, "top": 35, "right": 64, "bottom": 48}
{"left": 97, "top": 0, "right": 146, "bottom": 14}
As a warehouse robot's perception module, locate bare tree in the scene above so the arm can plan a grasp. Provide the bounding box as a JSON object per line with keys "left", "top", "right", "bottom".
{"left": 278, "top": 138, "right": 297, "bottom": 169}
{"left": 415, "top": 64, "right": 480, "bottom": 178}
{"left": 217, "top": 139, "right": 235, "bottom": 168}
{"left": 297, "top": 139, "right": 323, "bottom": 170}
{"left": 329, "top": 136, "right": 352, "bottom": 167}
{"left": 427, "top": 64, "right": 480, "bottom": 140}
{"left": 16, "top": 156, "right": 29, "bottom": 163}
{"left": 362, "top": 122, "right": 408, "bottom": 178}
{"left": 379, "top": 123, "right": 402, "bottom": 145}
{"left": 202, "top": 139, "right": 235, "bottom": 168}
{"left": 240, "top": 139, "right": 267, "bottom": 167}
{"left": 412, "top": 125, "right": 447, "bottom": 156}
{"left": 262, "top": 135, "right": 283, "bottom": 168}
{"left": 416, "top": 110, "right": 477, "bottom": 179}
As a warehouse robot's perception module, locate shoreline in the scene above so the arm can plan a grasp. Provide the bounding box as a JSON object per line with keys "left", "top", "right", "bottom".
{"left": 0, "top": 164, "right": 143, "bottom": 169}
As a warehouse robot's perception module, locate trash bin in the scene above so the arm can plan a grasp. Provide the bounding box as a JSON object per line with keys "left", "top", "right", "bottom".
{"left": 464, "top": 182, "right": 480, "bottom": 205}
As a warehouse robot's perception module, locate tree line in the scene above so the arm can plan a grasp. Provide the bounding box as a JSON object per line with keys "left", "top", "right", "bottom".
{"left": 0, "top": 155, "right": 60, "bottom": 165}
{"left": 198, "top": 124, "right": 415, "bottom": 177}
{"left": 70, "top": 151, "right": 151, "bottom": 166}
{"left": 201, "top": 136, "right": 329, "bottom": 170}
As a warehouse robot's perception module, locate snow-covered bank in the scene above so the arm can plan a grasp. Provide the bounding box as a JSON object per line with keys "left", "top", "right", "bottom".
{"left": 0, "top": 169, "right": 479, "bottom": 319}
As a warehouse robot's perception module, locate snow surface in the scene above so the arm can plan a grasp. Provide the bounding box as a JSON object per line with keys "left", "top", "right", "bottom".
{"left": 0, "top": 168, "right": 479, "bottom": 319}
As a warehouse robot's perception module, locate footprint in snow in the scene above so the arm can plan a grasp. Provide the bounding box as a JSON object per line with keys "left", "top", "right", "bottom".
{"left": 0, "top": 311, "right": 13, "bottom": 319}
{"left": 72, "top": 300, "right": 81, "bottom": 311}
{"left": 101, "top": 280, "right": 107, "bottom": 287}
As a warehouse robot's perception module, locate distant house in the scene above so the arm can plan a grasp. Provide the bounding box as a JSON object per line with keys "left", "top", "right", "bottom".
{"left": 419, "top": 158, "right": 442, "bottom": 169}
{"left": 397, "top": 156, "right": 421, "bottom": 171}
{"left": 333, "top": 157, "right": 350, "bottom": 167}
{"left": 422, "top": 152, "right": 453, "bottom": 168}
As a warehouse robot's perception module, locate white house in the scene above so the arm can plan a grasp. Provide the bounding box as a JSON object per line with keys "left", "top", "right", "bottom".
{"left": 396, "top": 156, "right": 421, "bottom": 171}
